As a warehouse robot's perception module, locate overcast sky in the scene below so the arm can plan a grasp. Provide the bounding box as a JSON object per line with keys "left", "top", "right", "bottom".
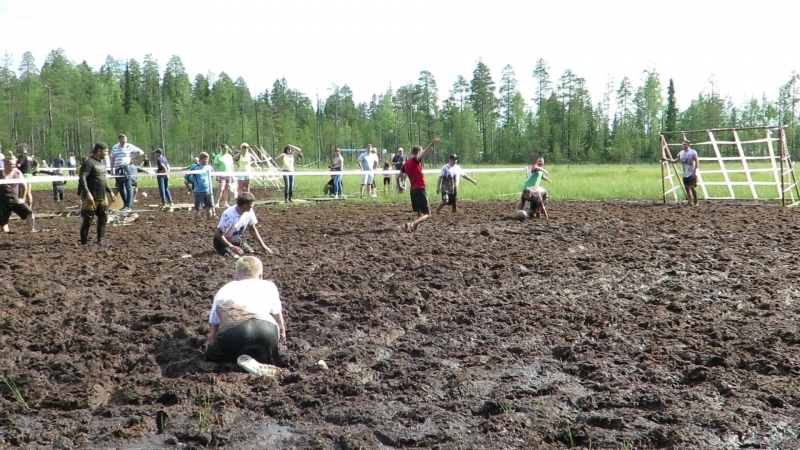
{"left": 1, "top": 0, "right": 797, "bottom": 110}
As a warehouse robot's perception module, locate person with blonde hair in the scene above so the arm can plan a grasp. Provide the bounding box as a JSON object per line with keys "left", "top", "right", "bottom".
{"left": 204, "top": 256, "right": 286, "bottom": 376}
{"left": 234, "top": 143, "right": 254, "bottom": 193}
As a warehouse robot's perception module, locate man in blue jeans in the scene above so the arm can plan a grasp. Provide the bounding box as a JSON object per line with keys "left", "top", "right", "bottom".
{"left": 109, "top": 134, "right": 144, "bottom": 211}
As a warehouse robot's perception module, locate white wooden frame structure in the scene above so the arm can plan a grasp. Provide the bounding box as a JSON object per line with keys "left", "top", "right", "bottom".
{"left": 660, "top": 126, "right": 800, "bottom": 206}
{"left": 250, "top": 145, "right": 284, "bottom": 190}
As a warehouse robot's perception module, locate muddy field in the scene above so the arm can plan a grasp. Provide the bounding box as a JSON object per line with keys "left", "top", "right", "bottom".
{"left": 1, "top": 189, "right": 800, "bottom": 449}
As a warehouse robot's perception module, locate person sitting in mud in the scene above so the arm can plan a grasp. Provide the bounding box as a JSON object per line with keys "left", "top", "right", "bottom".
{"left": 205, "top": 256, "right": 286, "bottom": 367}
{"left": 214, "top": 192, "right": 273, "bottom": 258}
{"left": 521, "top": 185, "right": 548, "bottom": 219}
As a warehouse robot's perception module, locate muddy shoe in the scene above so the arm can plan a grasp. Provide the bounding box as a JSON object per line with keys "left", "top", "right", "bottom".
{"left": 237, "top": 355, "right": 280, "bottom": 378}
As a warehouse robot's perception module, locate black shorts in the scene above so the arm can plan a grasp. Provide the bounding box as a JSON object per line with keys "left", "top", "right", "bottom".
{"left": 205, "top": 319, "right": 280, "bottom": 365}
{"left": 194, "top": 192, "right": 213, "bottom": 210}
{"left": 0, "top": 199, "right": 32, "bottom": 226}
{"left": 213, "top": 236, "right": 254, "bottom": 256}
{"left": 383, "top": 178, "right": 391, "bottom": 186}
{"left": 683, "top": 175, "right": 697, "bottom": 187}
{"left": 441, "top": 192, "right": 456, "bottom": 205}
{"left": 410, "top": 188, "right": 429, "bottom": 214}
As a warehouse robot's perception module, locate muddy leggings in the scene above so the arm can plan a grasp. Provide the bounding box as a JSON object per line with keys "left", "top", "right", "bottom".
{"left": 79, "top": 205, "right": 108, "bottom": 245}
{"left": 205, "top": 318, "right": 280, "bottom": 365}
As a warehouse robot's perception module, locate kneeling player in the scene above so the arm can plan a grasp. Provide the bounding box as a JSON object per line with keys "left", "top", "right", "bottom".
{"left": 205, "top": 256, "right": 286, "bottom": 370}
{"left": 520, "top": 186, "right": 548, "bottom": 219}
{"left": 213, "top": 192, "right": 273, "bottom": 258}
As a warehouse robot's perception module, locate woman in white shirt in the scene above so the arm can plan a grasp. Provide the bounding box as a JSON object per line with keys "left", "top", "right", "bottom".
{"left": 234, "top": 143, "right": 254, "bottom": 193}
{"left": 273, "top": 145, "right": 297, "bottom": 203}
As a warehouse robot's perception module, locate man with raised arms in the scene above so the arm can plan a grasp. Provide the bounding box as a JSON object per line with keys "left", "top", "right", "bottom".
{"left": 402, "top": 137, "right": 440, "bottom": 232}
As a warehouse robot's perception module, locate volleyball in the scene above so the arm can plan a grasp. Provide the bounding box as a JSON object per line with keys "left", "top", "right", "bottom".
{"left": 514, "top": 210, "right": 528, "bottom": 221}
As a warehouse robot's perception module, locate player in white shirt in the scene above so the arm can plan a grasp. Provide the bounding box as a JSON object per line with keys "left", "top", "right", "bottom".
{"left": 435, "top": 154, "right": 477, "bottom": 214}
{"left": 204, "top": 256, "right": 286, "bottom": 372}
{"left": 662, "top": 139, "right": 699, "bottom": 205}
{"left": 213, "top": 192, "right": 273, "bottom": 258}
{"left": 357, "top": 144, "right": 379, "bottom": 197}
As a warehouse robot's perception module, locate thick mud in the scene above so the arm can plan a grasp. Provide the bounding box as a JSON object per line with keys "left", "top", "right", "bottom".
{"left": 2, "top": 191, "right": 800, "bottom": 449}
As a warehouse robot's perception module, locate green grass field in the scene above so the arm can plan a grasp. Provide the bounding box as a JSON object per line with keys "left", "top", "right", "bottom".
{"left": 30, "top": 162, "right": 796, "bottom": 203}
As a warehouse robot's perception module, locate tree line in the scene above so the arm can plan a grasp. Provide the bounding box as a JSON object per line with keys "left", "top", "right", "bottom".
{"left": 2, "top": 49, "right": 800, "bottom": 167}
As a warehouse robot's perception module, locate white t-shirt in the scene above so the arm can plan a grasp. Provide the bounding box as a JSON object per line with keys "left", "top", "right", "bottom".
{"left": 208, "top": 278, "right": 282, "bottom": 332}
{"left": 678, "top": 149, "right": 698, "bottom": 177}
{"left": 276, "top": 153, "right": 295, "bottom": 171}
{"left": 217, "top": 205, "right": 257, "bottom": 244}
{"left": 358, "top": 152, "right": 378, "bottom": 171}
{"left": 439, "top": 163, "right": 465, "bottom": 194}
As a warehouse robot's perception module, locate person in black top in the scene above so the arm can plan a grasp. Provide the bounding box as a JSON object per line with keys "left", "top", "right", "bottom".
{"left": 392, "top": 148, "right": 408, "bottom": 193}
{"left": 79, "top": 143, "right": 116, "bottom": 245}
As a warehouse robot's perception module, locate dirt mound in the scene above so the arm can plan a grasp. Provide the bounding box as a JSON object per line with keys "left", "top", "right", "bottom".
{"left": 1, "top": 196, "right": 799, "bottom": 449}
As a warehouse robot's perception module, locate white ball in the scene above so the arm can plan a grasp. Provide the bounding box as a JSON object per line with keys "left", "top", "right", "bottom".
{"left": 514, "top": 210, "right": 528, "bottom": 221}
{"left": 141, "top": 192, "right": 148, "bottom": 198}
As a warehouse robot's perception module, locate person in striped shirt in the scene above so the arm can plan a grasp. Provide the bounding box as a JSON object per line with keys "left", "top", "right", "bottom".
{"left": 109, "top": 134, "right": 144, "bottom": 212}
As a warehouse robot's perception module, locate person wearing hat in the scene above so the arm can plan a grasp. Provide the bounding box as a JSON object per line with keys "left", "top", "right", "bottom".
{"left": 392, "top": 148, "right": 408, "bottom": 193}
{"left": 662, "top": 140, "right": 699, "bottom": 205}
{"left": 153, "top": 148, "right": 174, "bottom": 209}
{"left": 435, "top": 154, "right": 477, "bottom": 214}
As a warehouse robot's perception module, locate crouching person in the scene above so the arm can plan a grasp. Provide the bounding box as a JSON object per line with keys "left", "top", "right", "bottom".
{"left": 213, "top": 192, "right": 273, "bottom": 258}
{"left": 205, "top": 256, "right": 287, "bottom": 375}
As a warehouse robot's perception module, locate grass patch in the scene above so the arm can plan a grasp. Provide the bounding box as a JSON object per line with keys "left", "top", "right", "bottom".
{"left": 196, "top": 393, "right": 212, "bottom": 431}
{"left": 1, "top": 376, "right": 29, "bottom": 410}
{"left": 28, "top": 162, "right": 795, "bottom": 202}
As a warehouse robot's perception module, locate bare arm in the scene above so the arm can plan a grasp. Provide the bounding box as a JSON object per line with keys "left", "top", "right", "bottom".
{"left": 214, "top": 228, "right": 244, "bottom": 255}
{"left": 271, "top": 312, "right": 286, "bottom": 340}
{"left": 248, "top": 225, "right": 273, "bottom": 254}
{"left": 79, "top": 163, "right": 93, "bottom": 201}
{"left": 414, "top": 138, "right": 440, "bottom": 162}
{"left": 463, "top": 174, "right": 477, "bottom": 185}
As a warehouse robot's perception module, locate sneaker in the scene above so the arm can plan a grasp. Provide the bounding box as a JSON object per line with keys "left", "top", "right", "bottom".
{"left": 371, "top": 193, "right": 378, "bottom": 198}
{"left": 237, "top": 355, "right": 280, "bottom": 378}
{"left": 120, "top": 207, "right": 131, "bottom": 212}
{"left": 334, "top": 195, "right": 339, "bottom": 199}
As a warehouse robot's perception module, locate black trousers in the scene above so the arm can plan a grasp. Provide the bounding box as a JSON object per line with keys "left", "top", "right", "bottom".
{"left": 205, "top": 319, "right": 279, "bottom": 365}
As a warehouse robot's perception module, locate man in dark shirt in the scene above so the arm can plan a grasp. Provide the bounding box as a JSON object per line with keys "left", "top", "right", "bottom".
{"left": 392, "top": 148, "right": 408, "bottom": 193}
{"left": 79, "top": 143, "right": 116, "bottom": 245}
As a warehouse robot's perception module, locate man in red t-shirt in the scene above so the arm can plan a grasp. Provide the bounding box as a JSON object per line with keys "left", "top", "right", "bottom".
{"left": 402, "top": 137, "right": 439, "bottom": 232}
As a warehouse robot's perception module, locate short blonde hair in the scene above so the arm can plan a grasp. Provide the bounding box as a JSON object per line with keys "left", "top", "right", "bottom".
{"left": 198, "top": 152, "right": 209, "bottom": 159}
{"left": 236, "top": 256, "right": 263, "bottom": 279}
